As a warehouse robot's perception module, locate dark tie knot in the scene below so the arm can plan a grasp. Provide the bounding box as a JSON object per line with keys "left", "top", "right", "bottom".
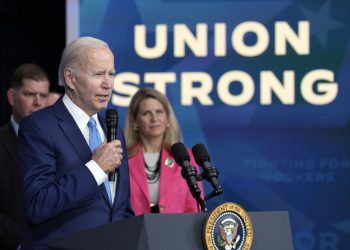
{"left": 88, "top": 117, "right": 97, "bottom": 128}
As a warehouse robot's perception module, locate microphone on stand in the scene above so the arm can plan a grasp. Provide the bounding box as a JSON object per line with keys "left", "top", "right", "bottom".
{"left": 192, "top": 143, "right": 223, "bottom": 197}
{"left": 170, "top": 142, "right": 201, "bottom": 200}
{"left": 106, "top": 109, "right": 118, "bottom": 182}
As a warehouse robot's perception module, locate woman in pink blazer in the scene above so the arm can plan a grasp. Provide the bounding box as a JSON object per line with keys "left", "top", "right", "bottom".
{"left": 124, "top": 88, "right": 204, "bottom": 215}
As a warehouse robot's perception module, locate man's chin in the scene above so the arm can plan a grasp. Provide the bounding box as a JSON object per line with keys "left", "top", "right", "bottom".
{"left": 96, "top": 102, "right": 109, "bottom": 112}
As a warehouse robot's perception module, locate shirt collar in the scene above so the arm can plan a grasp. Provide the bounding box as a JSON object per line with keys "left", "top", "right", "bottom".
{"left": 62, "top": 94, "right": 99, "bottom": 130}
{"left": 10, "top": 115, "right": 19, "bottom": 136}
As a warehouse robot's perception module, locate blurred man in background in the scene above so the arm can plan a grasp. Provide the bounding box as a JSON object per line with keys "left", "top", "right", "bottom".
{"left": 46, "top": 85, "right": 64, "bottom": 106}
{"left": 0, "top": 63, "right": 50, "bottom": 249}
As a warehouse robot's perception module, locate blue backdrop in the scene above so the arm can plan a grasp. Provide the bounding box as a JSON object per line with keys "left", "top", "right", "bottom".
{"left": 70, "top": 0, "right": 350, "bottom": 249}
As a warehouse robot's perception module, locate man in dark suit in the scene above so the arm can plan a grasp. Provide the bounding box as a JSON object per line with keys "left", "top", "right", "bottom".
{"left": 17, "top": 37, "right": 134, "bottom": 249}
{"left": 0, "top": 64, "right": 50, "bottom": 249}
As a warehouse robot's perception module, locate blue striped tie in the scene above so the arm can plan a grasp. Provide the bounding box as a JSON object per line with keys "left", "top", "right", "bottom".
{"left": 87, "top": 117, "right": 112, "bottom": 204}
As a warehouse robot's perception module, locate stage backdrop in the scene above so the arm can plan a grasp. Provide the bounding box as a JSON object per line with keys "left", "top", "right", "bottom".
{"left": 67, "top": 0, "right": 350, "bottom": 249}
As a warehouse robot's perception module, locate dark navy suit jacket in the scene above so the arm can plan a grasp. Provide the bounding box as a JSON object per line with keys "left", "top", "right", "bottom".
{"left": 17, "top": 98, "right": 133, "bottom": 249}
{"left": 0, "top": 123, "right": 24, "bottom": 249}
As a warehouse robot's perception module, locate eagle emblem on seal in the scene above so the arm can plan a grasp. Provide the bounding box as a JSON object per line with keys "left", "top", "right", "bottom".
{"left": 218, "top": 218, "right": 240, "bottom": 250}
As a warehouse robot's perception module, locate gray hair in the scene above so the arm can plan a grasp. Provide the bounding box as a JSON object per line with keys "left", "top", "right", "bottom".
{"left": 58, "top": 37, "right": 110, "bottom": 87}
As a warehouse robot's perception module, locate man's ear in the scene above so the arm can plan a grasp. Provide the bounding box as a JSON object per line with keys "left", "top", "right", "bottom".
{"left": 7, "top": 88, "right": 15, "bottom": 106}
{"left": 64, "top": 68, "right": 76, "bottom": 90}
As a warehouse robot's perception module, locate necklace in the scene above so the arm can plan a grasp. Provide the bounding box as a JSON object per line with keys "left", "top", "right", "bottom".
{"left": 144, "top": 157, "right": 161, "bottom": 183}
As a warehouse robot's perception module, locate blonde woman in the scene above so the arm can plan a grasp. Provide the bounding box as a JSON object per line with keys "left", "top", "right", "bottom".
{"left": 125, "top": 88, "right": 204, "bottom": 215}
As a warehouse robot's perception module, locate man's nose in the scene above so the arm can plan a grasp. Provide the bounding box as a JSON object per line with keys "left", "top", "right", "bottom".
{"left": 102, "top": 74, "right": 113, "bottom": 88}
{"left": 33, "top": 94, "right": 44, "bottom": 106}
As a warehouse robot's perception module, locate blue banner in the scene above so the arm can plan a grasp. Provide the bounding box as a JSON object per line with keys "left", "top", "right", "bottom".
{"left": 71, "top": 0, "right": 350, "bottom": 248}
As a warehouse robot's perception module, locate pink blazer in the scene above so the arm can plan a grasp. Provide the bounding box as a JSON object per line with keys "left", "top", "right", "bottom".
{"left": 128, "top": 144, "right": 204, "bottom": 215}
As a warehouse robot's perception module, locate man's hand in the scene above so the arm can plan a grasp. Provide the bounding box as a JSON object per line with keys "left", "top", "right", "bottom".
{"left": 92, "top": 139, "right": 123, "bottom": 173}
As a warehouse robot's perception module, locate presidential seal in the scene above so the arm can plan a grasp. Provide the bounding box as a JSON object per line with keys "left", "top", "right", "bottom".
{"left": 203, "top": 202, "right": 253, "bottom": 250}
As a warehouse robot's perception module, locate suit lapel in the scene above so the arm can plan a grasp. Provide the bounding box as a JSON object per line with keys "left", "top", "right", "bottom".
{"left": 158, "top": 148, "right": 177, "bottom": 201}
{"left": 53, "top": 100, "right": 91, "bottom": 162}
{"left": 53, "top": 100, "right": 111, "bottom": 205}
{"left": 129, "top": 145, "right": 150, "bottom": 203}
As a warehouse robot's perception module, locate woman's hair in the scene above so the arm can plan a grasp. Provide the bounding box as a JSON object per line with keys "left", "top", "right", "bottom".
{"left": 124, "top": 88, "right": 181, "bottom": 155}
{"left": 58, "top": 36, "right": 110, "bottom": 88}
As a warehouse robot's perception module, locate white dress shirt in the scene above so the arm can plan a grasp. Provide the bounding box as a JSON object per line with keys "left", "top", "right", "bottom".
{"left": 62, "top": 94, "right": 116, "bottom": 202}
{"left": 10, "top": 115, "right": 19, "bottom": 136}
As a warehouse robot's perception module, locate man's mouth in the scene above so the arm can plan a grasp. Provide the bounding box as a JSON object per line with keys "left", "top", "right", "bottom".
{"left": 96, "top": 94, "right": 110, "bottom": 100}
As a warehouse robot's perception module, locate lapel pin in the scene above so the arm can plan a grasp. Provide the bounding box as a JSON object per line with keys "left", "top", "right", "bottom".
{"left": 164, "top": 158, "right": 174, "bottom": 168}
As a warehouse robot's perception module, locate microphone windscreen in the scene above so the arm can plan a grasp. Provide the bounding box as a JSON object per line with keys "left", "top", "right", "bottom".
{"left": 106, "top": 109, "right": 118, "bottom": 126}
{"left": 171, "top": 142, "right": 190, "bottom": 163}
{"left": 192, "top": 143, "right": 210, "bottom": 164}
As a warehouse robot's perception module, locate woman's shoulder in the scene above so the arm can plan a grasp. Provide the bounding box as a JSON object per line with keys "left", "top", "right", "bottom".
{"left": 127, "top": 143, "right": 141, "bottom": 158}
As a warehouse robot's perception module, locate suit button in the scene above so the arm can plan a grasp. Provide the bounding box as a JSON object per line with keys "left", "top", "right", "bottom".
{"left": 159, "top": 205, "right": 165, "bottom": 211}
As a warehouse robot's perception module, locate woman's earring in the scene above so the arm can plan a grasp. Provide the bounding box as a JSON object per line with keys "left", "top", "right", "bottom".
{"left": 133, "top": 125, "right": 139, "bottom": 131}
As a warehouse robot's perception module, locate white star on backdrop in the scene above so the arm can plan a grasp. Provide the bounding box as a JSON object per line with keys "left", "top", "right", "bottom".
{"left": 300, "top": 1, "right": 344, "bottom": 48}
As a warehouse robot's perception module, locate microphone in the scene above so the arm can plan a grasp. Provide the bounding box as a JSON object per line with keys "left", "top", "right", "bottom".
{"left": 171, "top": 142, "right": 201, "bottom": 200}
{"left": 106, "top": 109, "right": 118, "bottom": 181}
{"left": 192, "top": 143, "right": 223, "bottom": 195}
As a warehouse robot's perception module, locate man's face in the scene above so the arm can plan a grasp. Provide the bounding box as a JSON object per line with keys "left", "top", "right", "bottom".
{"left": 67, "top": 47, "right": 115, "bottom": 116}
{"left": 46, "top": 92, "right": 61, "bottom": 106}
{"left": 7, "top": 78, "right": 50, "bottom": 122}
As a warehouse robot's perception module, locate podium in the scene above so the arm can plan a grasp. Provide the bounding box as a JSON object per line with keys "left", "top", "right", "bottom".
{"left": 50, "top": 211, "right": 294, "bottom": 250}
